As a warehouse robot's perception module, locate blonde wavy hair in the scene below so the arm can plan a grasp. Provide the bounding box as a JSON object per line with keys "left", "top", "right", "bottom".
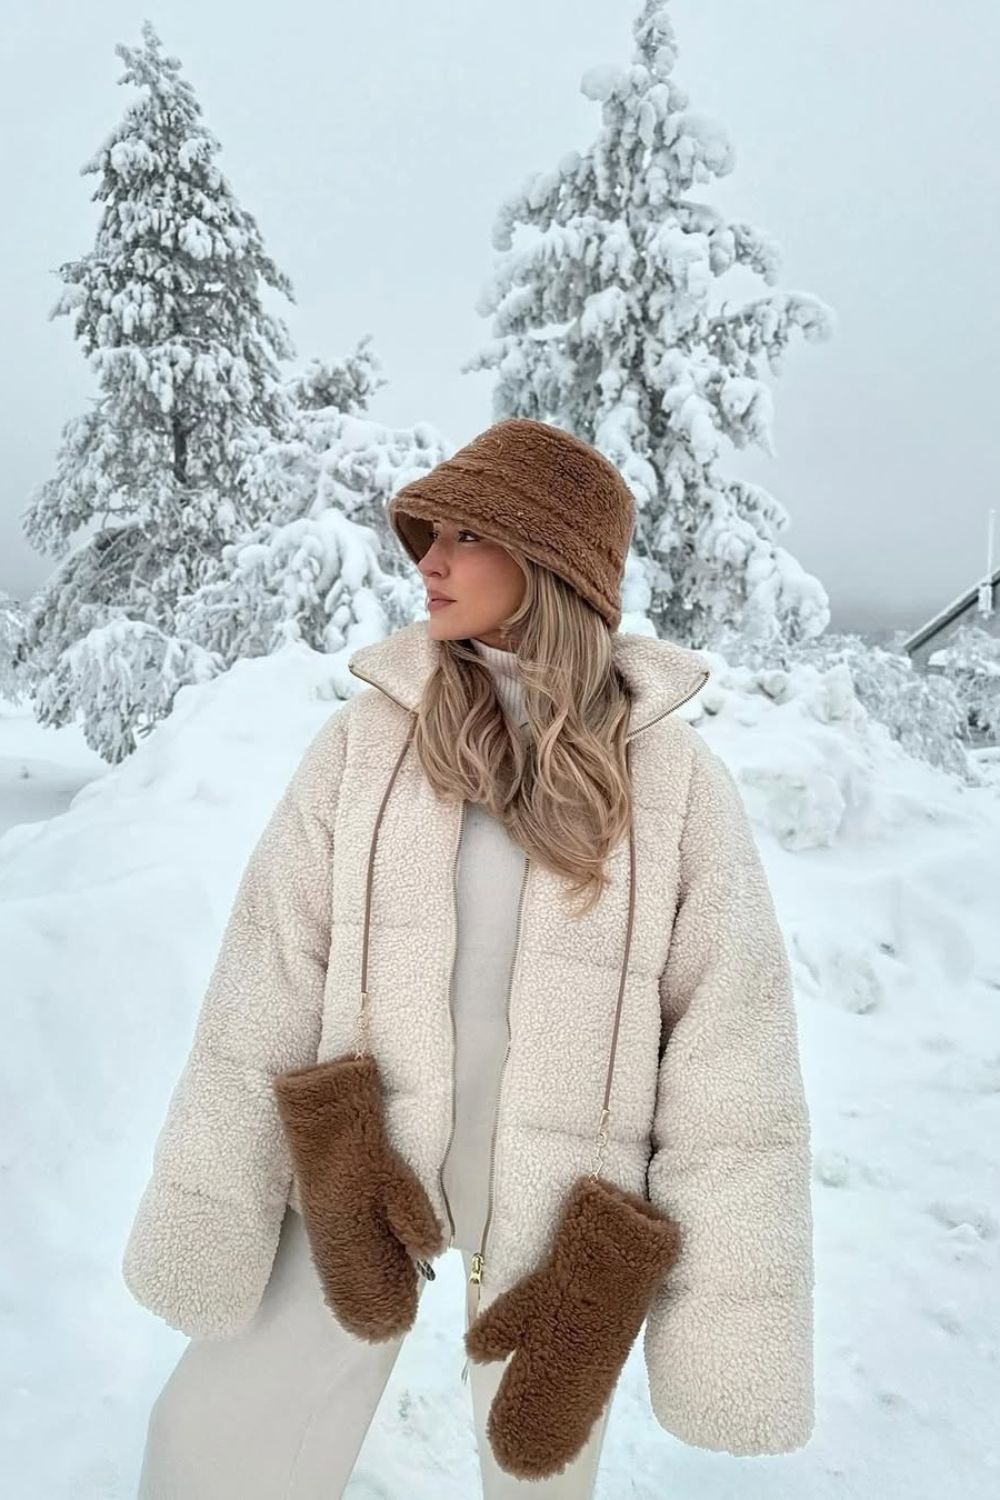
{"left": 412, "top": 548, "right": 633, "bottom": 918}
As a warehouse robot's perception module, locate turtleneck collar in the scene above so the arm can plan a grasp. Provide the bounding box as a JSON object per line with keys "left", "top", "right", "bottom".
{"left": 470, "top": 637, "right": 528, "bottom": 728}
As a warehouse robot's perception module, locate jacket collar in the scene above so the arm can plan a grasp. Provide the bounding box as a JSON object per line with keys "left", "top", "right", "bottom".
{"left": 347, "top": 621, "right": 710, "bottom": 737}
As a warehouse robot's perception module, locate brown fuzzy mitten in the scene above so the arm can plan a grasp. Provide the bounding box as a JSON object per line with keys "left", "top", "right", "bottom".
{"left": 272, "top": 1052, "right": 446, "bottom": 1342}
{"left": 465, "top": 1175, "right": 681, "bottom": 1479}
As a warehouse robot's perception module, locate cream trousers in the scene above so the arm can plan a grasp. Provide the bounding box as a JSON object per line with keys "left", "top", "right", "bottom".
{"left": 135, "top": 1205, "right": 613, "bottom": 1498}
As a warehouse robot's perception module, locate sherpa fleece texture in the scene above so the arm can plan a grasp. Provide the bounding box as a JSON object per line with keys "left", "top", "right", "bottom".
{"left": 121, "top": 619, "right": 815, "bottom": 1457}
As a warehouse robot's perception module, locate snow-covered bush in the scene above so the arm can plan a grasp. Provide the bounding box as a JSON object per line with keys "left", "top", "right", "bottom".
{"left": 718, "top": 628, "right": 970, "bottom": 777}
{"left": 928, "top": 623, "right": 1000, "bottom": 743}
{"left": 33, "top": 616, "right": 224, "bottom": 765}
{"left": 175, "top": 411, "right": 451, "bottom": 665}
{"left": 0, "top": 592, "right": 26, "bottom": 704}
{"left": 176, "top": 509, "right": 410, "bottom": 664}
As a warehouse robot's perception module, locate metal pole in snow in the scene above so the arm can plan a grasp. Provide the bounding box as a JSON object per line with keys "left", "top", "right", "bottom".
{"left": 978, "top": 508, "right": 996, "bottom": 618}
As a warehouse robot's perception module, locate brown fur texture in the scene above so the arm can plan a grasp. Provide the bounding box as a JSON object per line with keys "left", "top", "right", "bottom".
{"left": 272, "top": 1053, "right": 446, "bottom": 1342}
{"left": 387, "top": 417, "right": 636, "bottom": 630}
{"left": 464, "top": 1174, "right": 682, "bottom": 1480}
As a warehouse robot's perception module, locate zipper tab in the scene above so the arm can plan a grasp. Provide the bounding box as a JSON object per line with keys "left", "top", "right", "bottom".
{"left": 437, "top": 799, "right": 466, "bottom": 1251}
{"left": 467, "top": 1250, "right": 485, "bottom": 1336}
{"left": 461, "top": 1251, "right": 485, "bottom": 1384}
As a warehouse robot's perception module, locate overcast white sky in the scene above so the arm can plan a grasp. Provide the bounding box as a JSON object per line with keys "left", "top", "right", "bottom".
{"left": 2, "top": 0, "right": 998, "bottom": 634}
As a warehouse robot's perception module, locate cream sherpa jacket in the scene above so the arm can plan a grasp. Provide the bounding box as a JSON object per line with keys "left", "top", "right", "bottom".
{"left": 122, "top": 620, "right": 816, "bottom": 1457}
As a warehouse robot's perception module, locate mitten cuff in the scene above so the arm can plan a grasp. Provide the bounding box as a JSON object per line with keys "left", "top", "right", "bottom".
{"left": 563, "top": 1176, "right": 682, "bottom": 1283}
{"left": 272, "top": 1051, "right": 380, "bottom": 1139}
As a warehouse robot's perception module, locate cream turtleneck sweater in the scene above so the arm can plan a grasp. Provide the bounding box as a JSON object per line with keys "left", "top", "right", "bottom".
{"left": 439, "top": 636, "right": 530, "bottom": 1268}
{"left": 469, "top": 636, "right": 528, "bottom": 727}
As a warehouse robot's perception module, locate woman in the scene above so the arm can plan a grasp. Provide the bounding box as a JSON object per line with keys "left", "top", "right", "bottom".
{"left": 122, "top": 418, "right": 815, "bottom": 1497}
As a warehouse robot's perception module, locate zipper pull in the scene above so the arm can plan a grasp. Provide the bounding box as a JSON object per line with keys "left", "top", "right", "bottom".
{"left": 462, "top": 1252, "right": 485, "bottom": 1384}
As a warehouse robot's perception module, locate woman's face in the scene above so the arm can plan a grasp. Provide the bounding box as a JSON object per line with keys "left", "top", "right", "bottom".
{"left": 416, "top": 518, "right": 526, "bottom": 650}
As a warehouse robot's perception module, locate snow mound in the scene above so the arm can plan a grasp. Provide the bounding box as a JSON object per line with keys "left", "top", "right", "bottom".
{"left": 1, "top": 645, "right": 999, "bottom": 1498}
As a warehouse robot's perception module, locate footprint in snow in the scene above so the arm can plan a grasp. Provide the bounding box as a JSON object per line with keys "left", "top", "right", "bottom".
{"left": 927, "top": 1199, "right": 998, "bottom": 1240}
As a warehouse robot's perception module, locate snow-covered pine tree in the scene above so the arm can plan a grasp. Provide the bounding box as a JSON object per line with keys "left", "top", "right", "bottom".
{"left": 464, "top": 0, "right": 834, "bottom": 650}
{"left": 18, "top": 19, "right": 296, "bottom": 760}
{"left": 176, "top": 335, "right": 452, "bottom": 662}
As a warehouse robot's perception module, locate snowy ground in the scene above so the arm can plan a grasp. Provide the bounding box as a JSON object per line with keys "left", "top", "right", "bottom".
{"left": 1, "top": 642, "right": 999, "bottom": 1499}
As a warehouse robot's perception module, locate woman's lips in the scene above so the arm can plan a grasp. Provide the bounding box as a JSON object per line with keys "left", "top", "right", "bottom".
{"left": 428, "top": 597, "right": 453, "bottom": 610}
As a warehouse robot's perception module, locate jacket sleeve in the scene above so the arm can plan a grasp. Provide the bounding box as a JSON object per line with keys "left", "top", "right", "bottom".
{"left": 642, "top": 730, "right": 815, "bottom": 1455}
{"left": 121, "top": 707, "right": 349, "bottom": 1339}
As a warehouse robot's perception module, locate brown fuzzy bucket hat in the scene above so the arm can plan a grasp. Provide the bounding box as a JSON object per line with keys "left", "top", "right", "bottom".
{"left": 387, "top": 418, "right": 636, "bottom": 630}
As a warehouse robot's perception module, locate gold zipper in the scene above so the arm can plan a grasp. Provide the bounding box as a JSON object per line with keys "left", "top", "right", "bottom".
{"left": 436, "top": 800, "right": 466, "bottom": 1251}
{"left": 461, "top": 852, "right": 530, "bottom": 1384}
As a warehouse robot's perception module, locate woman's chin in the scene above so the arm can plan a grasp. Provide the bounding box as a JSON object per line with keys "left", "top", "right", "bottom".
{"left": 425, "top": 612, "right": 466, "bottom": 639}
